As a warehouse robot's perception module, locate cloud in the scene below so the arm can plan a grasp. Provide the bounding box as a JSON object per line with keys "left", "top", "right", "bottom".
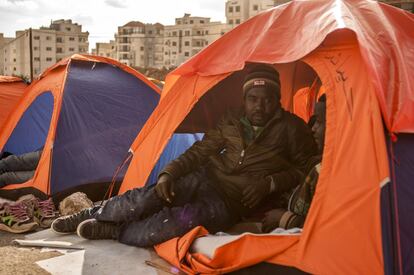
{"left": 104, "top": 0, "right": 127, "bottom": 9}
{"left": 6, "top": 0, "right": 29, "bottom": 3}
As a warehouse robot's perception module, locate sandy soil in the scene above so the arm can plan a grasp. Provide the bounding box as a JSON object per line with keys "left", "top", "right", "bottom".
{"left": 0, "top": 230, "right": 62, "bottom": 275}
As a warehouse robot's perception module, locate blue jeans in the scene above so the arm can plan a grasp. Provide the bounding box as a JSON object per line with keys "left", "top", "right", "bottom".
{"left": 95, "top": 169, "right": 237, "bottom": 247}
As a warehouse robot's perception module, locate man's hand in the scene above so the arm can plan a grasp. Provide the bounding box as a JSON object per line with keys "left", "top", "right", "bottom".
{"left": 155, "top": 173, "right": 175, "bottom": 203}
{"left": 241, "top": 176, "right": 271, "bottom": 208}
{"left": 262, "top": 208, "right": 285, "bottom": 233}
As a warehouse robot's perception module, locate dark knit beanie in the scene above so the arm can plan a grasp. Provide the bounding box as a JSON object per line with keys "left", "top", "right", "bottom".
{"left": 243, "top": 64, "right": 281, "bottom": 99}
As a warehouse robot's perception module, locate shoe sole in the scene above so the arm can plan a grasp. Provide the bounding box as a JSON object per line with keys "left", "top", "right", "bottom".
{"left": 0, "top": 222, "right": 38, "bottom": 234}
{"left": 76, "top": 218, "right": 96, "bottom": 239}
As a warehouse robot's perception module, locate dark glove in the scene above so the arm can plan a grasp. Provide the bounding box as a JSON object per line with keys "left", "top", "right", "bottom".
{"left": 155, "top": 173, "right": 175, "bottom": 203}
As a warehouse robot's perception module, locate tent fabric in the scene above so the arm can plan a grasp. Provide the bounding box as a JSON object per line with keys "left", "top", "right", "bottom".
{"left": 116, "top": 0, "right": 412, "bottom": 274}
{"left": 146, "top": 133, "right": 204, "bottom": 185}
{"left": 386, "top": 134, "right": 414, "bottom": 274}
{"left": 0, "top": 54, "right": 160, "bottom": 197}
{"left": 0, "top": 76, "right": 27, "bottom": 130}
{"left": 3, "top": 92, "right": 53, "bottom": 155}
{"left": 49, "top": 60, "right": 160, "bottom": 194}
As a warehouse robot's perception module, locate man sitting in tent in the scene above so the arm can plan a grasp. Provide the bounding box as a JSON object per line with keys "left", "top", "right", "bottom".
{"left": 51, "top": 64, "right": 317, "bottom": 247}
{"left": 0, "top": 148, "right": 43, "bottom": 188}
{"left": 262, "top": 95, "right": 326, "bottom": 232}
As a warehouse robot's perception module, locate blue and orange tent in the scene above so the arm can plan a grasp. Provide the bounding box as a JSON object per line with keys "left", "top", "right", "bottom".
{"left": 0, "top": 54, "right": 160, "bottom": 200}
{"left": 0, "top": 76, "right": 27, "bottom": 131}
{"left": 117, "top": 0, "right": 414, "bottom": 274}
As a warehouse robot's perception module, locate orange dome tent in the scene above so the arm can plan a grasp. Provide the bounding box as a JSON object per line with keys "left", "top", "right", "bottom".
{"left": 0, "top": 55, "right": 161, "bottom": 201}
{"left": 117, "top": 0, "right": 413, "bottom": 274}
{"left": 0, "top": 76, "right": 27, "bottom": 130}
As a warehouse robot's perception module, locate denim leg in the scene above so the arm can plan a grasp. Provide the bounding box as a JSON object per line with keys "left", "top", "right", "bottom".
{"left": 95, "top": 172, "right": 203, "bottom": 224}
{"left": 117, "top": 185, "right": 236, "bottom": 247}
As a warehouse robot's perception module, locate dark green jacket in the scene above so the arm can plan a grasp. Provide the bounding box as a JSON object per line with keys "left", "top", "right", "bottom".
{"left": 161, "top": 108, "right": 317, "bottom": 216}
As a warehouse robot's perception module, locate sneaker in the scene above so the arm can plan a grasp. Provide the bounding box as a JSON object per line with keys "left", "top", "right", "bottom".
{"left": 17, "top": 195, "right": 58, "bottom": 228}
{"left": 51, "top": 206, "right": 101, "bottom": 234}
{"left": 0, "top": 202, "right": 38, "bottom": 233}
{"left": 77, "top": 218, "right": 119, "bottom": 240}
{"left": 35, "top": 198, "right": 58, "bottom": 228}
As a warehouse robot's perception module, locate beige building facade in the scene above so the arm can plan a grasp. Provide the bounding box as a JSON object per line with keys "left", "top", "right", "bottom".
{"left": 163, "top": 14, "right": 228, "bottom": 67}
{"left": 94, "top": 40, "right": 116, "bottom": 59}
{"left": 0, "top": 33, "right": 13, "bottom": 75}
{"left": 1, "top": 19, "right": 89, "bottom": 79}
{"left": 225, "top": 0, "right": 290, "bottom": 27}
{"left": 114, "top": 21, "right": 164, "bottom": 68}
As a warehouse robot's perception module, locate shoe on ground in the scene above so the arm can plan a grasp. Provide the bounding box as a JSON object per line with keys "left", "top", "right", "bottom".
{"left": 17, "top": 195, "right": 58, "bottom": 228}
{"left": 77, "top": 218, "right": 119, "bottom": 240}
{"left": 0, "top": 201, "right": 38, "bottom": 233}
{"left": 51, "top": 206, "right": 100, "bottom": 234}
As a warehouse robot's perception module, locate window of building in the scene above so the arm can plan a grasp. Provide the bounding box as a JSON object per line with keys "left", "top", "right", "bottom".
{"left": 236, "top": 6, "right": 240, "bottom": 12}
{"left": 34, "top": 68, "right": 39, "bottom": 74}
{"left": 33, "top": 46, "right": 39, "bottom": 51}
{"left": 34, "top": 36, "right": 40, "bottom": 40}
{"left": 229, "top": 6, "right": 233, "bottom": 12}
{"left": 200, "top": 20, "right": 204, "bottom": 24}
{"left": 236, "top": 19, "right": 241, "bottom": 24}
{"left": 177, "top": 20, "right": 181, "bottom": 24}
{"left": 190, "top": 20, "right": 194, "bottom": 24}
{"left": 140, "top": 55, "right": 144, "bottom": 60}
{"left": 69, "top": 47, "right": 75, "bottom": 51}
{"left": 57, "top": 58, "right": 62, "bottom": 62}
{"left": 253, "top": 4, "right": 259, "bottom": 11}
{"left": 205, "top": 30, "right": 209, "bottom": 34}
{"left": 165, "top": 52, "right": 168, "bottom": 55}
{"left": 13, "top": 58, "right": 16, "bottom": 62}
{"left": 46, "top": 47, "right": 52, "bottom": 51}
{"left": 66, "top": 27, "right": 71, "bottom": 31}
{"left": 172, "top": 51, "right": 177, "bottom": 55}
{"left": 56, "top": 47, "right": 63, "bottom": 53}
{"left": 140, "top": 46, "right": 144, "bottom": 51}
{"left": 34, "top": 57, "right": 40, "bottom": 61}
{"left": 56, "top": 37, "right": 63, "bottom": 43}
{"left": 172, "top": 41, "right": 177, "bottom": 46}
{"left": 229, "top": 19, "right": 234, "bottom": 24}
{"left": 46, "top": 57, "right": 52, "bottom": 62}
{"left": 184, "top": 41, "right": 190, "bottom": 46}
{"left": 46, "top": 36, "right": 51, "bottom": 40}
{"left": 184, "top": 52, "right": 189, "bottom": 57}
{"left": 148, "top": 30, "right": 153, "bottom": 35}
{"left": 172, "top": 31, "right": 177, "bottom": 36}
{"left": 185, "top": 30, "right": 190, "bottom": 36}
{"left": 69, "top": 37, "right": 75, "bottom": 41}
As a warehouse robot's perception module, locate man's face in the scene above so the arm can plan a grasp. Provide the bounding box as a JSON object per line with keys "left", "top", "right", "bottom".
{"left": 244, "top": 88, "right": 279, "bottom": 126}
{"left": 311, "top": 102, "right": 326, "bottom": 152}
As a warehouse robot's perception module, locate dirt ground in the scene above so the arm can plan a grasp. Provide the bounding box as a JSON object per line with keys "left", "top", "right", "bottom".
{"left": 0, "top": 230, "right": 62, "bottom": 275}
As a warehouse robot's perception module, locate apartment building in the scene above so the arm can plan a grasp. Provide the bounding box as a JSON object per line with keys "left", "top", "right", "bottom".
{"left": 163, "top": 14, "right": 228, "bottom": 67}
{"left": 1, "top": 19, "right": 89, "bottom": 78}
{"left": 225, "top": 0, "right": 290, "bottom": 27}
{"left": 0, "top": 33, "right": 13, "bottom": 75}
{"left": 115, "top": 21, "right": 164, "bottom": 68}
{"left": 94, "top": 40, "right": 116, "bottom": 59}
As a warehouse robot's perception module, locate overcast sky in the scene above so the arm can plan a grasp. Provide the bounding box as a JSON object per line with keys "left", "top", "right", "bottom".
{"left": 0, "top": 0, "right": 227, "bottom": 49}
